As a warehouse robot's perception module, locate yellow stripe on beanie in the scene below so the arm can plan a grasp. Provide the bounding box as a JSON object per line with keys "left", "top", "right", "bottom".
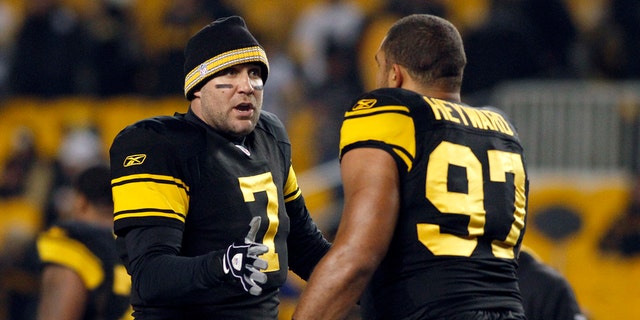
{"left": 184, "top": 46, "right": 268, "bottom": 97}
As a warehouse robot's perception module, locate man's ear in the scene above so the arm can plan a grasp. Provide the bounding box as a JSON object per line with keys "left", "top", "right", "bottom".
{"left": 390, "top": 64, "right": 403, "bottom": 88}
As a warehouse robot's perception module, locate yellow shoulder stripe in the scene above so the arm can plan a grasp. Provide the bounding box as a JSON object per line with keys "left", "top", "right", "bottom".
{"left": 284, "top": 165, "right": 302, "bottom": 203}
{"left": 340, "top": 105, "right": 415, "bottom": 171}
{"left": 37, "top": 227, "right": 104, "bottom": 290}
{"left": 112, "top": 173, "right": 189, "bottom": 223}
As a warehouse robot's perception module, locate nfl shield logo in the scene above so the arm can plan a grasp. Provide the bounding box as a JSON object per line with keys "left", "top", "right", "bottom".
{"left": 199, "top": 64, "right": 207, "bottom": 77}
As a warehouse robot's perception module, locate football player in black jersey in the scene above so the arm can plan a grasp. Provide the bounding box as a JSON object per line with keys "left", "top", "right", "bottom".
{"left": 518, "top": 247, "right": 587, "bottom": 320}
{"left": 36, "top": 165, "right": 132, "bottom": 320}
{"left": 294, "top": 14, "right": 528, "bottom": 320}
{"left": 109, "top": 16, "right": 330, "bottom": 319}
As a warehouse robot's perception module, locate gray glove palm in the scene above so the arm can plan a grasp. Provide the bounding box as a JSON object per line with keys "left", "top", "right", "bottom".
{"left": 223, "top": 216, "right": 269, "bottom": 295}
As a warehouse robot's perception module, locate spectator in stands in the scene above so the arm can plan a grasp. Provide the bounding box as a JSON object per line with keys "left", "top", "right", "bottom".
{"left": 611, "top": 0, "right": 640, "bottom": 78}
{"left": 0, "top": 0, "right": 19, "bottom": 97}
{"left": 142, "top": 0, "right": 213, "bottom": 96}
{"left": 259, "top": 34, "right": 302, "bottom": 126}
{"left": 289, "top": 0, "right": 365, "bottom": 89}
{"left": 201, "top": 0, "right": 239, "bottom": 20}
{"left": 587, "top": 0, "right": 640, "bottom": 79}
{"left": 385, "top": 0, "right": 447, "bottom": 17}
{"left": 308, "top": 38, "right": 363, "bottom": 166}
{"left": 43, "top": 126, "right": 106, "bottom": 227}
{"left": 519, "top": 0, "right": 578, "bottom": 77}
{"left": 462, "top": 0, "right": 577, "bottom": 101}
{"left": 8, "top": 0, "right": 88, "bottom": 97}
{"left": 82, "top": 0, "right": 143, "bottom": 96}
{"left": 599, "top": 175, "right": 640, "bottom": 257}
{"left": 0, "top": 127, "right": 51, "bottom": 204}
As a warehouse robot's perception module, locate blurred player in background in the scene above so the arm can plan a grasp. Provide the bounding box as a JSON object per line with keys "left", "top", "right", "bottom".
{"left": 293, "top": 14, "right": 528, "bottom": 320}
{"left": 36, "top": 164, "right": 131, "bottom": 320}
{"left": 109, "top": 16, "right": 330, "bottom": 319}
{"left": 518, "top": 247, "right": 587, "bottom": 320}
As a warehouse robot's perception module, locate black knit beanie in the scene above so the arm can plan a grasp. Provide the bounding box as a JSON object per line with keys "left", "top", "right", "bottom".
{"left": 183, "top": 16, "right": 269, "bottom": 100}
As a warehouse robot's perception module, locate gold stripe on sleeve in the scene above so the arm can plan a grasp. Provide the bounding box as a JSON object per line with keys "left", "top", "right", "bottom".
{"left": 284, "top": 165, "right": 302, "bottom": 203}
{"left": 112, "top": 174, "right": 189, "bottom": 223}
{"left": 340, "top": 105, "right": 416, "bottom": 171}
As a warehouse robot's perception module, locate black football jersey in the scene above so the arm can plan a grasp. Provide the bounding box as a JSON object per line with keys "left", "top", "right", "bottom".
{"left": 37, "top": 222, "right": 131, "bottom": 320}
{"left": 339, "top": 88, "right": 529, "bottom": 319}
{"left": 518, "top": 250, "right": 585, "bottom": 320}
{"left": 110, "top": 109, "right": 329, "bottom": 319}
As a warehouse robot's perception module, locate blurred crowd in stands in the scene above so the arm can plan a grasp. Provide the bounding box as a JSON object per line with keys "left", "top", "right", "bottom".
{"left": 1, "top": 0, "right": 639, "bottom": 163}
{"left": 0, "top": 0, "right": 639, "bottom": 100}
{"left": 0, "top": 0, "right": 639, "bottom": 319}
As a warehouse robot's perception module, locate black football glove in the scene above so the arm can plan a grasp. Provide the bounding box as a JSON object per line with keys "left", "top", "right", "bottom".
{"left": 223, "top": 216, "right": 269, "bottom": 296}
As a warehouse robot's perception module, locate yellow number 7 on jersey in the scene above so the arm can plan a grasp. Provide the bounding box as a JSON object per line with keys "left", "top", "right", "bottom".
{"left": 238, "top": 173, "right": 281, "bottom": 272}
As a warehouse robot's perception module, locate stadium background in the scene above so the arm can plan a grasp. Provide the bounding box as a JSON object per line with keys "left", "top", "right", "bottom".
{"left": 0, "top": 0, "right": 638, "bottom": 319}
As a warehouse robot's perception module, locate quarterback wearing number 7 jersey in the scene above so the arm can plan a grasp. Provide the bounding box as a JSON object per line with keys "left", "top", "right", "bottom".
{"left": 111, "top": 16, "right": 330, "bottom": 319}
{"left": 294, "top": 14, "right": 528, "bottom": 320}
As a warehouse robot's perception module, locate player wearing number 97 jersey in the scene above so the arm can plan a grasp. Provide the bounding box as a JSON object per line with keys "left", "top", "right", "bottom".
{"left": 340, "top": 88, "right": 528, "bottom": 318}
{"left": 293, "top": 14, "right": 528, "bottom": 320}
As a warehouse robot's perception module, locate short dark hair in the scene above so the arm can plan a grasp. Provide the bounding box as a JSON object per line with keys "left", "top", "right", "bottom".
{"left": 381, "top": 14, "right": 466, "bottom": 90}
{"left": 74, "top": 164, "right": 113, "bottom": 209}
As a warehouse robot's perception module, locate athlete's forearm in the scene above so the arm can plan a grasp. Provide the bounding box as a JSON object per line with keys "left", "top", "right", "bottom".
{"left": 292, "top": 246, "right": 374, "bottom": 320}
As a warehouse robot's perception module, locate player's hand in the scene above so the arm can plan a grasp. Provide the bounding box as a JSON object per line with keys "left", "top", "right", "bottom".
{"left": 222, "top": 216, "right": 269, "bottom": 295}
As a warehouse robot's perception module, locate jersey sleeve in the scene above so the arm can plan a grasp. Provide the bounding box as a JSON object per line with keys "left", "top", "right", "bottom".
{"left": 109, "top": 120, "right": 228, "bottom": 303}
{"left": 261, "top": 111, "right": 332, "bottom": 280}
{"left": 339, "top": 91, "right": 416, "bottom": 172}
{"left": 110, "top": 121, "right": 191, "bottom": 235}
{"left": 284, "top": 164, "right": 331, "bottom": 280}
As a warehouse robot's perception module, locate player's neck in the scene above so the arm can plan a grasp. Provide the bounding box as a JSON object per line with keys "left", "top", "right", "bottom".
{"left": 413, "top": 87, "right": 461, "bottom": 103}
{"left": 427, "top": 91, "right": 461, "bottom": 102}
{"left": 401, "top": 81, "right": 461, "bottom": 103}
